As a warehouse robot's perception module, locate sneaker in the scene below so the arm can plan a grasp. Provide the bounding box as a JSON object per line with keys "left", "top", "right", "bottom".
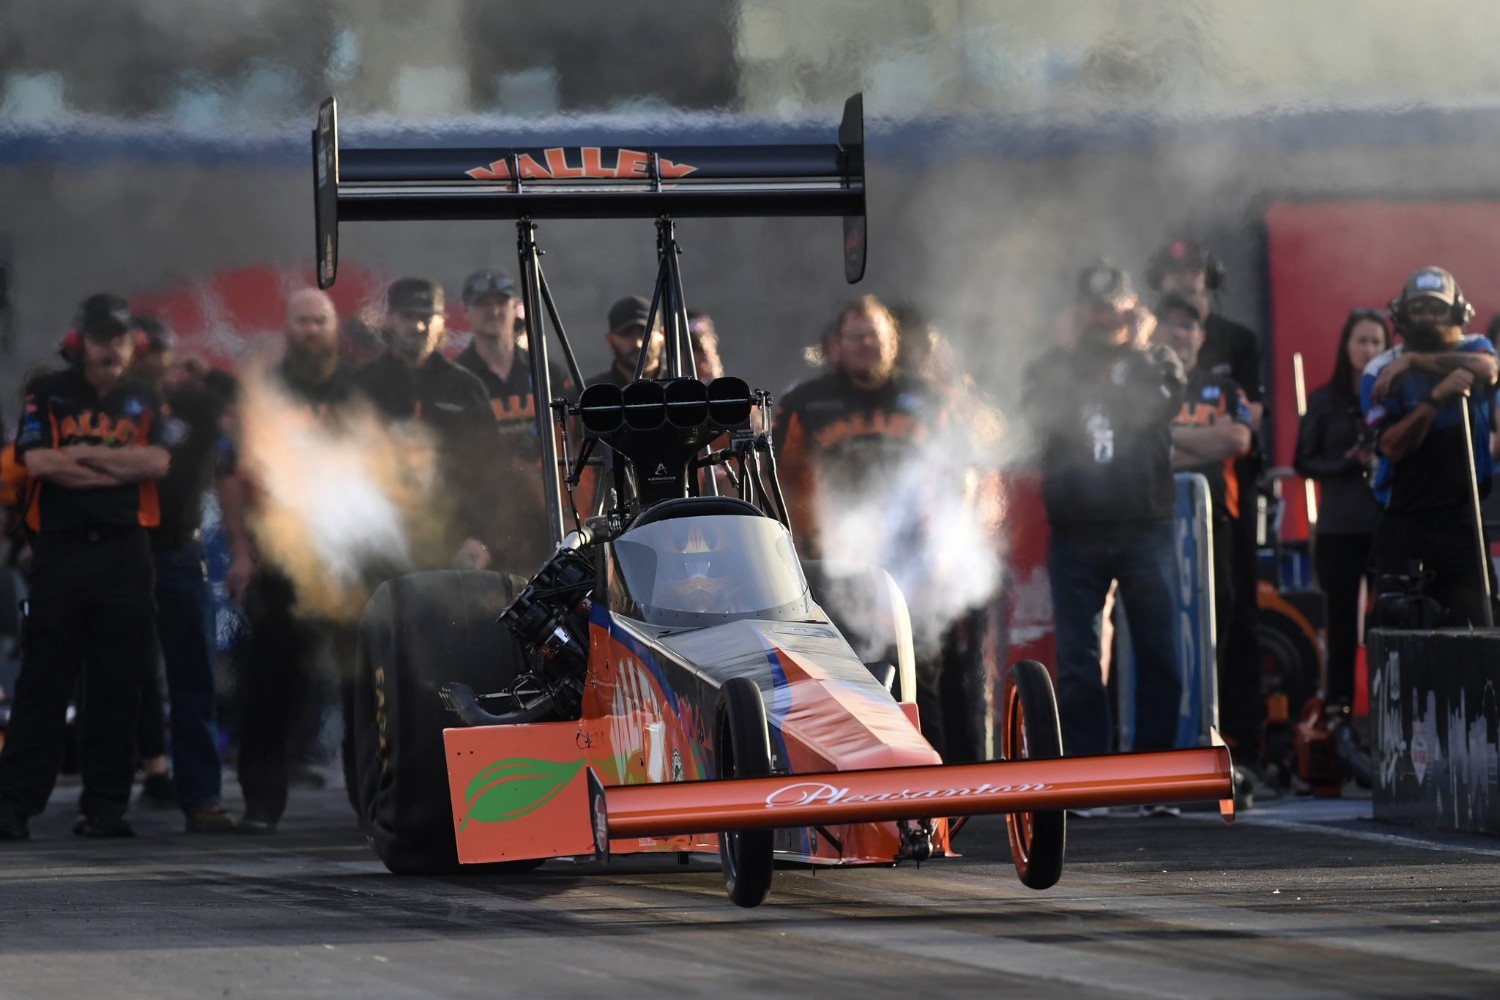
{"left": 140, "top": 772, "right": 176, "bottom": 808}
{"left": 234, "top": 813, "right": 278, "bottom": 835}
{"left": 73, "top": 813, "right": 136, "bottom": 837}
{"left": 0, "top": 806, "right": 30, "bottom": 841}
{"left": 1138, "top": 804, "right": 1182, "bottom": 819}
{"left": 185, "top": 803, "right": 235, "bottom": 834}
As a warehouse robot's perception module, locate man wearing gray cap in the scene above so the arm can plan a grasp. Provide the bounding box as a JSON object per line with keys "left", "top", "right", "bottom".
{"left": 1023, "top": 262, "right": 1186, "bottom": 762}
{"left": 453, "top": 268, "right": 565, "bottom": 572}
{"left": 1364, "top": 266, "right": 1500, "bottom": 626}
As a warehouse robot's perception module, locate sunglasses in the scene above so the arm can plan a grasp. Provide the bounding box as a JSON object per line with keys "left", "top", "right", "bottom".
{"left": 1347, "top": 308, "right": 1389, "bottom": 324}
{"left": 1403, "top": 299, "right": 1452, "bottom": 319}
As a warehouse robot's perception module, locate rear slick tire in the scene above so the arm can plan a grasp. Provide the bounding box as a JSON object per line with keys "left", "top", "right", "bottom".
{"left": 1002, "top": 659, "right": 1066, "bottom": 891}
{"left": 717, "top": 677, "right": 775, "bottom": 908}
{"left": 354, "top": 570, "right": 537, "bottom": 875}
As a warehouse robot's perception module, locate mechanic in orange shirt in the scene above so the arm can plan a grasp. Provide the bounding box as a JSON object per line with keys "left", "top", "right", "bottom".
{"left": 773, "top": 295, "right": 962, "bottom": 757}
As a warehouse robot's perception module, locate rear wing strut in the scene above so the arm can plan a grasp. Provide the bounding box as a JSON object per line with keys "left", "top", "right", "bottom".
{"left": 312, "top": 94, "right": 867, "bottom": 289}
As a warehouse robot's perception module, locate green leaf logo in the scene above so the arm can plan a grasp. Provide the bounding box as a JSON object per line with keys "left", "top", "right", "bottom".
{"left": 461, "top": 757, "right": 585, "bottom": 831}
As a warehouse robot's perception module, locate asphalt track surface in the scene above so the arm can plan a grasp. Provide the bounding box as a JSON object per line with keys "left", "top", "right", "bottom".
{"left": 2, "top": 775, "right": 1498, "bottom": 999}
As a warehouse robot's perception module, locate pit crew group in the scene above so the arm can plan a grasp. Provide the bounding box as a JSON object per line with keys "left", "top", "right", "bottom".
{"left": 0, "top": 238, "right": 1492, "bottom": 841}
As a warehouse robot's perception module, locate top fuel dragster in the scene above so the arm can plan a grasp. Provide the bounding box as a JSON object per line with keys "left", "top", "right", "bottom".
{"left": 313, "top": 94, "right": 1235, "bottom": 907}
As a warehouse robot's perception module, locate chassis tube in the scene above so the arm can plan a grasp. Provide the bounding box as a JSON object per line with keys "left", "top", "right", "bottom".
{"left": 604, "top": 747, "right": 1234, "bottom": 838}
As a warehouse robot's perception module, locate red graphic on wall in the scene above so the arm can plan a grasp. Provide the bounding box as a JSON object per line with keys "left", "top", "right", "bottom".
{"left": 1265, "top": 200, "right": 1500, "bottom": 540}
{"left": 127, "top": 263, "right": 479, "bottom": 364}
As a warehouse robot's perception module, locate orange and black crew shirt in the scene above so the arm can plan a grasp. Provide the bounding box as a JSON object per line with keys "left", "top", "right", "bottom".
{"left": 1173, "top": 368, "right": 1253, "bottom": 521}
{"left": 453, "top": 346, "right": 570, "bottom": 443}
{"left": 772, "top": 368, "right": 948, "bottom": 549}
{"left": 15, "top": 368, "right": 166, "bottom": 533}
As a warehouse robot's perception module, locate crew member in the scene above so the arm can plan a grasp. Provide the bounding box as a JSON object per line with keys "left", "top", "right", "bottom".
{"left": 454, "top": 268, "right": 565, "bottom": 572}
{"left": 129, "top": 317, "right": 239, "bottom": 833}
{"left": 1364, "top": 267, "right": 1499, "bottom": 626}
{"left": 354, "top": 277, "right": 502, "bottom": 570}
{"left": 588, "top": 296, "right": 664, "bottom": 387}
{"left": 1152, "top": 293, "right": 1256, "bottom": 757}
{"left": 686, "top": 309, "right": 724, "bottom": 382}
{"left": 0, "top": 294, "right": 170, "bottom": 840}
{"left": 772, "top": 295, "right": 963, "bottom": 758}
{"left": 232, "top": 288, "right": 362, "bottom": 834}
{"left": 1149, "top": 239, "right": 1264, "bottom": 764}
{"left": 1024, "top": 263, "right": 1185, "bottom": 759}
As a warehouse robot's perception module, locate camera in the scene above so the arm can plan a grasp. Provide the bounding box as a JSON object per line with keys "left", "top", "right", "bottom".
{"left": 1369, "top": 562, "right": 1445, "bottom": 630}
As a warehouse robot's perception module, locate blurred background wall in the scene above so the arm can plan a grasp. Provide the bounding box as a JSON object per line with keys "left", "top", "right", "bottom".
{"left": 5, "top": 0, "right": 1500, "bottom": 426}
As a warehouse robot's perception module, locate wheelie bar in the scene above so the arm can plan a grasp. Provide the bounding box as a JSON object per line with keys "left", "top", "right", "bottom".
{"left": 599, "top": 745, "right": 1236, "bottom": 839}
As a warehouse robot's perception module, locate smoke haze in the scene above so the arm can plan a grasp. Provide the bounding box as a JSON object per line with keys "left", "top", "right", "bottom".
{"left": 237, "top": 370, "right": 451, "bottom": 621}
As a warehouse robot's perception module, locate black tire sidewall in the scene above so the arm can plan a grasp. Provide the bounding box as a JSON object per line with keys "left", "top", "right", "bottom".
{"left": 354, "top": 570, "right": 530, "bottom": 875}
{"left": 717, "top": 676, "right": 774, "bottom": 907}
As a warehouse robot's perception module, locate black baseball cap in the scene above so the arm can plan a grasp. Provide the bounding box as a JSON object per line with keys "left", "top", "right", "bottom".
{"left": 1154, "top": 292, "right": 1203, "bottom": 324}
{"left": 387, "top": 277, "right": 444, "bottom": 315}
{"left": 1076, "top": 261, "right": 1135, "bottom": 308}
{"left": 608, "top": 295, "right": 653, "bottom": 335}
{"left": 461, "top": 269, "right": 517, "bottom": 305}
{"left": 78, "top": 293, "right": 132, "bottom": 339}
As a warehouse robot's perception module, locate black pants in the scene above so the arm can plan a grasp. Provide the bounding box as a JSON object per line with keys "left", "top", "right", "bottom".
{"left": 235, "top": 569, "right": 356, "bottom": 823}
{"left": 1370, "top": 506, "right": 1494, "bottom": 628}
{"left": 1314, "top": 532, "right": 1373, "bottom": 707}
{"left": 0, "top": 530, "right": 155, "bottom": 820}
{"left": 1219, "top": 511, "right": 1263, "bottom": 758}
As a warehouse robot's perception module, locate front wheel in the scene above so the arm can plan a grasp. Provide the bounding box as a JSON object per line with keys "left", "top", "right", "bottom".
{"left": 717, "top": 677, "right": 775, "bottom": 908}
{"left": 1002, "top": 660, "right": 1066, "bottom": 890}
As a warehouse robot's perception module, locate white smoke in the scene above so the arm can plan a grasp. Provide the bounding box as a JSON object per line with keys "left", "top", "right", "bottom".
{"left": 813, "top": 392, "right": 1013, "bottom": 656}
{"left": 237, "top": 368, "right": 450, "bottom": 620}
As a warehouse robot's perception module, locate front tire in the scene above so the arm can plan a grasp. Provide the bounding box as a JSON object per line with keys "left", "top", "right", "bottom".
{"left": 1002, "top": 660, "right": 1066, "bottom": 890}
{"left": 717, "top": 677, "right": 774, "bottom": 908}
{"left": 354, "top": 570, "right": 536, "bottom": 875}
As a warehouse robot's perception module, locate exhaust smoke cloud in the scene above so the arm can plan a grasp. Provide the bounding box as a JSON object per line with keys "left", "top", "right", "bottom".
{"left": 237, "top": 369, "right": 451, "bottom": 621}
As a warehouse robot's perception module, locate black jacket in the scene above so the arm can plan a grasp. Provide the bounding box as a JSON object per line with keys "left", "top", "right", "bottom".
{"left": 353, "top": 352, "right": 503, "bottom": 546}
{"left": 1024, "top": 343, "right": 1185, "bottom": 527}
{"left": 1294, "top": 385, "right": 1380, "bottom": 536}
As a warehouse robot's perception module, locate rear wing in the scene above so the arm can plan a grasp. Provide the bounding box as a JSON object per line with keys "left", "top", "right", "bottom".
{"left": 312, "top": 95, "right": 866, "bottom": 288}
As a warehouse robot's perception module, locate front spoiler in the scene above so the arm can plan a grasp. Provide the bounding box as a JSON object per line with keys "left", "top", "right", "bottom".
{"left": 446, "top": 721, "right": 1234, "bottom": 865}
{"left": 599, "top": 745, "right": 1235, "bottom": 840}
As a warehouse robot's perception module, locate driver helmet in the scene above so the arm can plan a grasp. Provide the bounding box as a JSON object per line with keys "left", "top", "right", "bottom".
{"left": 661, "top": 522, "right": 732, "bottom": 609}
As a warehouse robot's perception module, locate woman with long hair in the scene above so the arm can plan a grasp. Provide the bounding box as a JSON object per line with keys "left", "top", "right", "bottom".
{"left": 1294, "top": 308, "right": 1392, "bottom": 708}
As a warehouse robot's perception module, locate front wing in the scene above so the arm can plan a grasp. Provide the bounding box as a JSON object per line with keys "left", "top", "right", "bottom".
{"left": 445, "top": 721, "right": 1234, "bottom": 866}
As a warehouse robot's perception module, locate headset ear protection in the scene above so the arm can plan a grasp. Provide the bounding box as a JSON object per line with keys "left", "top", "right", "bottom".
{"left": 57, "top": 329, "right": 152, "bottom": 365}
{"left": 1147, "top": 240, "right": 1225, "bottom": 292}
{"left": 1388, "top": 284, "right": 1474, "bottom": 331}
{"left": 58, "top": 330, "right": 84, "bottom": 364}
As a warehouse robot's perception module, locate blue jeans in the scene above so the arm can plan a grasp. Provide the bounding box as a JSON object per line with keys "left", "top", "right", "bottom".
{"left": 154, "top": 543, "right": 224, "bottom": 811}
{"left": 1048, "top": 521, "right": 1182, "bottom": 756}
